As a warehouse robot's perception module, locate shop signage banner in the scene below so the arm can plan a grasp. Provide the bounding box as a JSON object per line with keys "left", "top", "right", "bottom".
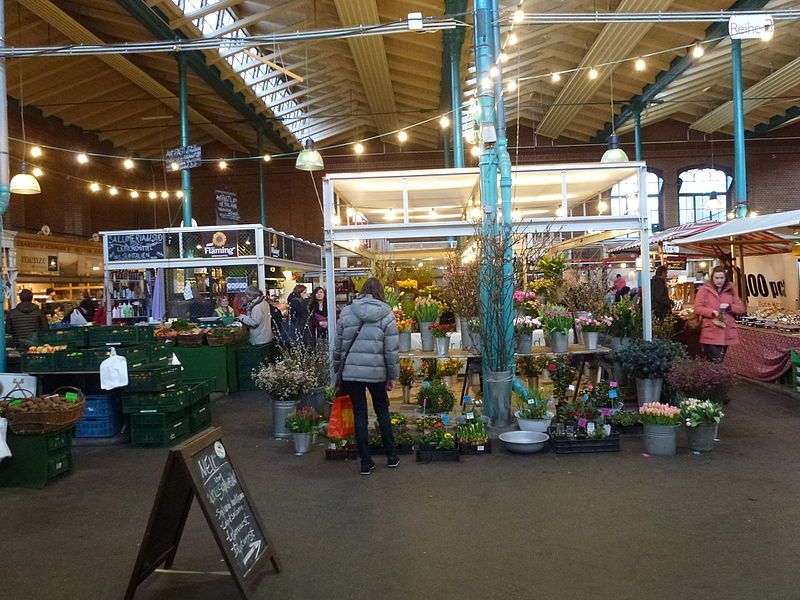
{"left": 664, "top": 255, "right": 687, "bottom": 270}
{"left": 269, "top": 232, "right": 283, "bottom": 259}
{"left": 215, "top": 190, "right": 240, "bottom": 223}
{"left": 16, "top": 247, "right": 59, "bottom": 275}
{"left": 200, "top": 231, "right": 239, "bottom": 258}
{"left": 165, "top": 144, "right": 201, "bottom": 170}
{"left": 743, "top": 254, "right": 799, "bottom": 310}
{"left": 107, "top": 233, "right": 166, "bottom": 262}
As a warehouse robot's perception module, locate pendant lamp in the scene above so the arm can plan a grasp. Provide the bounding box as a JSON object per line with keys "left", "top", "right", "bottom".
{"left": 10, "top": 162, "right": 40, "bottom": 195}
{"left": 600, "top": 134, "right": 629, "bottom": 163}
{"left": 295, "top": 138, "right": 324, "bottom": 171}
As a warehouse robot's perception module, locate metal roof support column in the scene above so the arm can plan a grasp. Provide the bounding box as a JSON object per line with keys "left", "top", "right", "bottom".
{"left": 634, "top": 111, "right": 643, "bottom": 161}
{"left": 444, "top": 0, "right": 467, "bottom": 168}
{"left": 258, "top": 130, "right": 266, "bottom": 226}
{"left": 732, "top": 39, "right": 748, "bottom": 218}
{"left": 178, "top": 53, "right": 192, "bottom": 227}
{"left": 0, "top": 0, "right": 9, "bottom": 371}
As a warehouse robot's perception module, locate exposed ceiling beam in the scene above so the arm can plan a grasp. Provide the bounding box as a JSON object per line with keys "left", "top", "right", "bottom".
{"left": 203, "top": 5, "right": 286, "bottom": 39}
{"left": 592, "top": 0, "right": 773, "bottom": 142}
{"left": 748, "top": 104, "right": 800, "bottom": 137}
{"left": 169, "top": 0, "right": 244, "bottom": 30}
{"left": 115, "top": 0, "right": 295, "bottom": 152}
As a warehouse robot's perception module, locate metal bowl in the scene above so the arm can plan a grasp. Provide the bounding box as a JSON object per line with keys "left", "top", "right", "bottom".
{"left": 499, "top": 431, "right": 549, "bottom": 454}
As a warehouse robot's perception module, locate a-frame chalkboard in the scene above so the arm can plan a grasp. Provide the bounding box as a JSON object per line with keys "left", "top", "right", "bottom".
{"left": 125, "top": 427, "right": 281, "bottom": 600}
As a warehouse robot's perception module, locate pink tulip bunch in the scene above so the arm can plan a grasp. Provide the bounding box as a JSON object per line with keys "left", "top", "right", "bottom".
{"left": 638, "top": 402, "right": 682, "bottom": 426}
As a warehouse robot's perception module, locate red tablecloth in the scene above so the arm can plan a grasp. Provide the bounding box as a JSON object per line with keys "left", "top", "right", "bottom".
{"left": 726, "top": 326, "right": 800, "bottom": 382}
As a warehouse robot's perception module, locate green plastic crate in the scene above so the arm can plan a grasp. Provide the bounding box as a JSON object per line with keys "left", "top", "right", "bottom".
{"left": 136, "top": 327, "right": 155, "bottom": 343}
{"left": 20, "top": 352, "right": 57, "bottom": 372}
{"left": 32, "top": 328, "right": 87, "bottom": 348}
{"left": 0, "top": 428, "right": 73, "bottom": 488}
{"left": 87, "top": 326, "right": 140, "bottom": 347}
{"left": 190, "top": 400, "right": 212, "bottom": 432}
{"left": 54, "top": 349, "right": 90, "bottom": 371}
{"left": 147, "top": 341, "right": 174, "bottom": 365}
{"left": 181, "top": 379, "right": 215, "bottom": 404}
{"left": 122, "top": 387, "right": 189, "bottom": 414}
{"left": 126, "top": 365, "right": 181, "bottom": 392}
{"left": 130, "top": 411, "right": 190, "bottom": 447}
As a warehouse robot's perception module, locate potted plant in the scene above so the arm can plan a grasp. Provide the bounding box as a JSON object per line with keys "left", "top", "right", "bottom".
{"left": 541, "top": 304, "right": 573, "bottom": 353}
{"left": 575, "top": 314, "right": 613, "bottom": 350}
{"left": 514, "top": 315, "right": 540, "bottom": 354}
{"left": 416, "top": 419, "right": 459, "bottom": 462}
{"left": 607, "top": 410, "right": 641, "bottom": 434}
{"left": 415, "top": 380, "right": 455, "bottom": 415}
{"left": 666, "top": 358, "right": 734, "bottom": 405}
{"left": 252, "top": 358, "right": 315, "bottom": 440}
{"left": 440, "top": 358, "right": 463, "bottom": 387}
{"left": 517, "top": 355, "right": 543, "bottom": 390}
{"left": 562, "top": 269, "right": 607, "bottom": 318}
{"left": 414, "top": 297, "right": 443, "bottom": 352}
{"left": 428, "top": 323, "right": 453, "bottom": 357}
{"left": 399, "top": 360, "right": 415, "bottom": 403}
{"left": 514, "top": 387, "right": 553, "bottom": 433}
{"left": 608, "top": 297, "right": 637, "bottom": 350}
{"left": 443, "top": 253, "right": 480, "bottom": 353}
{"left": 419, "top": 358, "right": 441, "bottom": 382}
{"left": 544, "top": 355, "right": 576, "bottom": 403}
{"left": 457, "top": 417, "right": 491, "bottom": 454}
{"left": 468, "top": 318, "right": 482, "bottom": 354}
{"left": 286, "top": 406, "right": 324, "bottom": 455}
{"left": 580, "top": 380, "right": 623, "bottom": 415}
{"left": 325, "top": 434, "right": 358, "bottom": 460}
{"left": 616, "top": 339, "right": 685, "bottom": 406}
{"left": 638, "top": 402, "right": 681, "bottom": 456}
{"left": 397, "top": 316, "right": 414, "bottom": 353}
{"left": 513, "top": 290, "right": 538, "bottom": 318}
{"left": 680, "top": 398, "right": 724, "bottom": 452}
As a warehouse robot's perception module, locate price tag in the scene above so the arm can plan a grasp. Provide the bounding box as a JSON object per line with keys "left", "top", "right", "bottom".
{"left": 65, "top": 392, "right": 79, "bottom": 402}
{"left": 578, "top": 418, "right": 588, "bottom": 427}
{"left": 466, "top": 412, "right": 475, "bottom": 420}
{"left": 586, "top": 422, "right": 595, "bottom": 435}
{"left": 608, "top": 389, "right": 618, "bottom": 399}
{"left": 603, "top": 424, "right": 612, "bottom": 436}
{"left": 582, "top": 393, "right": 590, "bottom": 402}
{"left": 609, "top": 381, "right": 618, "bottom": 388}
{"left": 527, "top": 398, "right": 536, "bottom": 404}
{"left": 442, "top": 415, "right": 450, "bottom": 425}
{"left": 600, "top": 408, "right": 611, "bottom": 417}
{"left": 568, "top": 385, "right": 575, "bottom": 391}
{"left": 477, "top": 445, "right": 485, "bottom": 452}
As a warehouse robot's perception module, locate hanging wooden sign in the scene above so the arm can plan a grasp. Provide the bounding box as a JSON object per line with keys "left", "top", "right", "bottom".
{"left": 124, "top": 427, "right": 280, "bottom": 600}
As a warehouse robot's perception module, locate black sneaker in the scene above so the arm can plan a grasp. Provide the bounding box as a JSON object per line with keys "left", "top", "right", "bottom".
{"left": 360, "top": 461, "right": 376, "bottom": 475}
{"left": 387, "top": 455, "right": 400, "bottom": 469}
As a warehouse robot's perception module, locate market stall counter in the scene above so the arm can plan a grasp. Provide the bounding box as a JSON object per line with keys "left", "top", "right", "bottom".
{"left": 725, "top": 326, "right": 800, "bottom": 382}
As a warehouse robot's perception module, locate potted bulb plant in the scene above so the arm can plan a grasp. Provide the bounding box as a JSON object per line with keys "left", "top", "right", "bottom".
{"left": 399, "top": 359, "right": 415, "bottom": 403}
{"left": 680, "top": 398, "right": 724, "bottom": 452}
{"left": 285, "top": 406, "right": 324, "bottom": 455}
{"left": 514, "top": 386, "right": 553, "bottom": 433}
{"left": 541, "top": 304, "right": 573, "bottom": 353}
{"left": 514, "top": 316, "right": 540, "bottom": 355}
{"left": 252, "top": 358, "right": 316, "bottom": 440}
{"left": 414, "top": 297, "right": 443, "bottom": 352}
{"left": 608, "top": 297, "right": 637, "bottom": 350}
{"left": 575, "top": 314, "right": 613, "bottom": 351}
{"left": 616, "top": 339, "right": 685, "bottom": 406}
{"left": 638, "top": 402, "right": 682, "bottom": 456}
{"left": 428, "top": 323, "right": 454, "bottom": 357}
{"left": 517, "top": 355, "right": 543, "bottom": 391}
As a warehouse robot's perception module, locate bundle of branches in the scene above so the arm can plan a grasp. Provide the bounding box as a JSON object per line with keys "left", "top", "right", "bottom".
{"left": 442, "top": 252, "right": 481, "bottom": 318}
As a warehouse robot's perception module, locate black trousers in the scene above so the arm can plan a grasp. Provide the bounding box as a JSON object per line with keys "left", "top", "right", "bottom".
{"left": 702, "top": 344, "right": 728, "bottom": 363}
{"left": 343, "top": 380, "right": 396, "bottom": 465}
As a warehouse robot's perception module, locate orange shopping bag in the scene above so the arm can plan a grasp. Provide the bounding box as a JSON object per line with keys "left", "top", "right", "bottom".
{"left": 328, "top": 395, "right": 355, "bottom": 439}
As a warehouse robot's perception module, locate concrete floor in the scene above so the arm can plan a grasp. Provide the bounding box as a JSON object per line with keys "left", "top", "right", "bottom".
{"left": 2, "top": 380, "right": 799, "bottom": 600}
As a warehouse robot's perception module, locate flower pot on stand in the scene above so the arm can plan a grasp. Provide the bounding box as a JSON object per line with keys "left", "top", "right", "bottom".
{"left": 643, "top": 424, "right": 678, "bottom": 456}
{"left": 398, "top": 331, "right": 411, "bottom": 353}
{"left": 514, "top": 412, "right": 552, "bottom": 433}
{"left": 485, "top": 370, "right": 513, "bottom": 427}
{"left": 583, "top": 331, "right": 599, "bottom": 350}
{"left": 292, "top": 432, "right": 313, "bottom": 455}
{"left": 686, "top": 423, "right": 716, "bottom": 452}
{"left": 460, "top": 317, "right": 473, "bottom": 353}
{"left": 435, "top": 337, "right": 450, "bottom": 357}
{"left": 402, "top": 385, "right": 411, "bottom": 404}
{"left": 516, "top": 332, "right": 532, "bottom": 355}
{"left": 271, "top": 399, "right": 298, "bottom": 440}
{"left": 472, "top": 334, "right": 482, "bottom": 355}
{"left": 550, "top": 332, "right": 568, "bottom": 353}
{"left": 443, "top": 374, "right": 456, "bottom": 387}
{"left": 635, "top": 377, "right": 663, "bottom": 406}
{"left": 419, "top": 322, "right": 435, "bottom": 352}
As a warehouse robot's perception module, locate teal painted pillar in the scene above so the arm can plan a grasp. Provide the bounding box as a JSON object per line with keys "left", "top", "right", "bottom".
{"left": 177, "top": 54, "right": 192, "bottom": 227}
{"left": 731, "top": 39, "right": 748, "bottom": 218}
{"left": 444, "top": 0, "right": 466, "bottom": 169}
{"left": 257, "top": 130, "right": 266, "bottom": 226}
{"left": 0, "top": 0, "right": 10, "bottom": 371}
{"left": 633, "top": 112, "right": 643, "bottom": 161}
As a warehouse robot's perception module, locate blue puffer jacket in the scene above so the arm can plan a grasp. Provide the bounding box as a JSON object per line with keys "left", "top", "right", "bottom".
{"left": 334, "top": 295, "right": 399, "bottom": 383}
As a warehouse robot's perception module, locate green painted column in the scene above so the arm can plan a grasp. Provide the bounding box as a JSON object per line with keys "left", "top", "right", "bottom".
{"left": 178, "top": 54, "right": 192, "bottom": 227}
{"left": 731, "top": 39, "right": 748, "bottom": 218}
{"left": 634, "top": 111, "right": 643, "bottom": 161}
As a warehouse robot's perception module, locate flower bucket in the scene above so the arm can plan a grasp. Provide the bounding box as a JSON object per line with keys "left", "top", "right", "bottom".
{"left": 514, "top": 412, "right": 551, "bottom": 433}
{"left": 271, "top": 399, "right": 298, "bottom": 440}
{"left": 485, "top": 370, "right": 513, "bottom": 428}
{"left": 610, "top": 337, "right": 622, "bottom": 352}
{"left": 419, "top": 321, "right": 435, "bottom": 352}
{"left": 636, "top": 377, "right": 663, "bottom": 407}
{"left": 526, "top": 376, "right": 539, "bottom": 392}
{"left": 550, "top": 332, "right": 568, "bottom": 353}
{"left": 293, "top": 432, "right": 313, "bottom": 455}
{"left": 583, "top": 331, "right": 599, "bottom": 350}
{"left": 472, "top": 334, "right": 482, "bottom": 355}
{"left": 398, "top": 331, "right": 411, "bottom": 353}
{"left": 460, "top": 317, "right": 473, "bottom": 353}
{"left": 402, "top": 385, "right": 411, "bottom": 404}
{"left": 435, "top": 337, "right": 450, "bottom": 357}
{"left": 516, "top": 332, "right": 532, "bottom": 355}
{"left": 686, "top": 423, "right": 716, "bottom": 452}
{"left": 643, "top": 423, "right": 678, "bottom": 456}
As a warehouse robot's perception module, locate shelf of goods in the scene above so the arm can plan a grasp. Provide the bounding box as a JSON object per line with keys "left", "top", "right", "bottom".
{"left": 109, "top": 269, "right": 154, "bottom": 322}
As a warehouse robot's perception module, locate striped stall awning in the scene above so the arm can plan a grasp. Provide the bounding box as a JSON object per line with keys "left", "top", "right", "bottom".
{"left": 609, "top": 221, "right": 723, "bottom": 254}
{"left": 675, "top": 210, "right": 800, "bottom": 256}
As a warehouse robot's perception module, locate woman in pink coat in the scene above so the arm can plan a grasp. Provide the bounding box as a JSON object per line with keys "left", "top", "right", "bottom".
{"left": 694, "top": 266, "right": 746, "bottom": 362}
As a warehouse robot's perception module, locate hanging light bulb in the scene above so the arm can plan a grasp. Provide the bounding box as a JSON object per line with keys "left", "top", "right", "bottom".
{"left": 507, "top": 33, "right": 518, "bottom": 45}
{"left": 89, "top": 182, "right": 100, "bottom": 192}
{"left": 506, "top": 79, "right": 517, "bottom": 93}
{"left": 429, "top": 207, "right": 437, "bottom": 219}
{"left": 160, "top": 191, "right": 169, "bottom": 199}
{"left": 588, "top": 68, "right": 599, "bottom": 80}
{"left": 354, "top": 142, "right": 365, "bottom": 154}
{"left": 77, "top": 153, "right": 89, "bottom": 164}
{"left": 513, "top": 8, "right": 524, "bottom": 23}
{"left": 470, "top": 207, "right": 482, "bottom": 221}
{"left": 499, "top": 52, "right": 509, "bottom": 63}
{"left": 635, "top": 58, "right": 646, "bottom": 71}
{"left": 295, "top": 138, "right": 324, "bottom": 171}
{"left": 598, "top": 200, "right": 608, "bottom": 213}
{"left": 123, "top": 158, "right": 135, "bottom": 170}
{"left": 470, "top": 146, "right": 481, "bottom": 157}
{"left": 490, "top": 66, "right": 499, "bottom": 78}
{"left": 30, "top": 146, "right": 42, "bottom": 158}
{"left": 398, "top": 130, "right": 408, "bottom": 143}
{"left": 469, "top": 100, "right": 480, "bottom": 116}
{"left": 439, "top": 115, "right": 450, "bottom": 129}
{"left": 387, "top": 208, "right": 396, "bottom": 220}
{"left": 761, "top": 24, "right": 774, "bottom": 42}
{"left": 10, "top": 163, "right": 41, "bottom": 195}
{"left": 130, "top": 190, "right": 139, "bottom": 199}
{"left": 601, "top": 134, "right": 629, "bottom": 163}
{"left": 262, "top": 154, "right": 271, "bottom": 162}
{"left": 176, "top": 190, "right": 184, "bottom": 199}
{"left": 32, "top": 167, "right": 43, "bottom": 178}
{"left": 109, "top": 187, "right": 118, "bottom": 196}
{"left": 170, "top": 161, "right": 180, "bottom": 172}
{"left": 551, "top": 72, "right": 561, "bottom": 83}
{"left": 148, "top": 191, "right": 157, "bottom": 200}
{"left": 692, "top": 44, "right": 704, "bottom": 58}
{"left": 218, "top": 160, "right": 228, "bottom": 170}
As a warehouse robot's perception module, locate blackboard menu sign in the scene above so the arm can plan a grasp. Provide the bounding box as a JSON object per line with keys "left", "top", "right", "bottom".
{"left": 107, "top": 233, "right": 166, "bottom": 262}
{"left": 216, "top": 190, "right": 240, "bottom": 223}
{"left": 125, "top": 428, "right": 280, "bottom": 600}
{"left": 293, "top": 241, "right": 322, "bottom": 266}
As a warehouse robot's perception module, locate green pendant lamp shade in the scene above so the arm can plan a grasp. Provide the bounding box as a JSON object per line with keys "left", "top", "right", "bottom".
{"left": 600, "top": 134, "right": 629, "bottom": 163}
{"left": 295, "top": 138, "right": 324, "bottom": 171}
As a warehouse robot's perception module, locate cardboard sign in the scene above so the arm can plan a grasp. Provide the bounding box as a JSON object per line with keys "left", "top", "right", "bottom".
{"left": 125, "top": 427, "right": 280, "bottom": 600}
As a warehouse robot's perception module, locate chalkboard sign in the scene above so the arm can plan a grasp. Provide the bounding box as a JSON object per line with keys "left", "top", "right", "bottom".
{"left": 107, "top": 233, "right": 166, "bottom": 262}
{"left": 125, "top": 428, "right": 280, "bottom": 600}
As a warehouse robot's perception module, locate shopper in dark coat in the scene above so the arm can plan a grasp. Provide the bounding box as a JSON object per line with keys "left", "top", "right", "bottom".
{"left": 6, "top": 289, "right": 47, "bottom": 347}
{"left": 333, "top": 277, "right": 400, "bottom": 475}
{"left": 287, "top": 284, "right": 310, "bottom": 343}
{"left": 650, "top": 265, "right": 673, "bottom": 320}
{"left": 309, "top": 286, "right": 329, "bottom": 341}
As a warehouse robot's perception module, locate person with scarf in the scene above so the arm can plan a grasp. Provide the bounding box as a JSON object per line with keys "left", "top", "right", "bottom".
{"left": 236, "top": 286, "right": 273, "bottom": 345}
